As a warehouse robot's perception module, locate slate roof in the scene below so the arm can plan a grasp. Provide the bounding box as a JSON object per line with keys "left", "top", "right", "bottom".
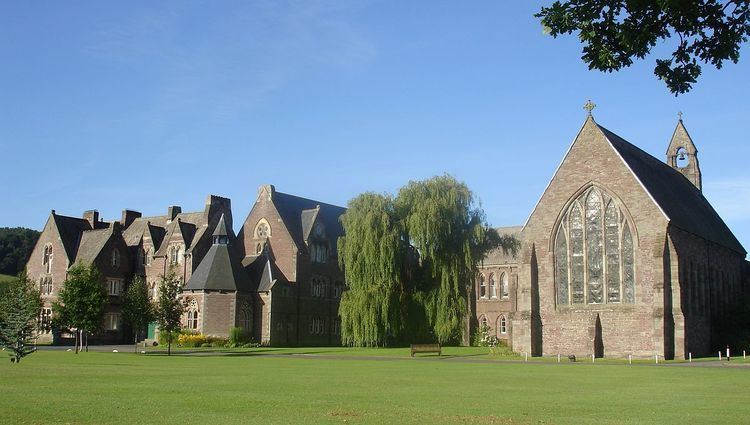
{"left": 74, "top": 228, "right": 114, "bottom": 266}
{"left": 244, "top": 252, "right": 284, "bottom": 292}
{"left": 482, "top": 226, "right": 523, "bottom": 265}
{"left": 599, "top": 124, "right": 746, "bottom": 255}
{"left": 51, "top": 213, "right": 92, "bottom": 262}
{"left": 272, "top": 191, "right": 346, "bottom": 253}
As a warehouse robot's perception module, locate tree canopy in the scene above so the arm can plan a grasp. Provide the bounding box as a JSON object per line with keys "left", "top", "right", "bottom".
{"left": 0, "top": 274, "right": 42, "bottom": 363}
{"left": 537, "top": 1, "right": 750, "bottom": 94}
{"left": 122, "top": 275, "right": 154, "bottom": 351}
{"left": 0, "top": 227, "right": 40, "bottom": 277}
{"left": 154, "top": 270, "right": 185, "bottom": 355}
{"left": 53, "top": 264, "right": 107, "bottom": 353}
{"left": 338, "top": 175, "right": 517, "bottom": 347}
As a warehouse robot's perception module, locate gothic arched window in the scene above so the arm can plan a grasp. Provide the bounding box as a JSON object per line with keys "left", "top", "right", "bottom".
{"left": 498, "top": 315, "right": 507, "bottom": 334}
{"left": 187, "top": 299, "right": 199, "bottom": 330}
{"left": 239, "top": 302, "right": 252, "bottom": 332}
{"left": 479, "top": 274, "right": 487, "bottom": 299}
{"left": 554, "top": 187, "right": 635, "bottom": 306}
{"left": 489, "top": 273, "right": 497, "bottom": 298}
{"left": 43, "top": 245, "right": 53, "bottom": 274}
{"left": 500, "top": 272, "right": 509, "bottom": 299}
{"left": 112, "top": 249, "right": 121, "bottom": 270}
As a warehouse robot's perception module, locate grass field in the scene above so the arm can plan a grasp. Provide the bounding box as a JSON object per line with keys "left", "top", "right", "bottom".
{"left": 1, "top": 349, "right": 748, "bottom": 424}
{"left": 0, "top": 273, "right": 17, "bottom": 283}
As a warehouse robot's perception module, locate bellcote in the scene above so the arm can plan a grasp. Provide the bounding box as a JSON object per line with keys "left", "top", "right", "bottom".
{"left": 666, "top": 116, "right": 702, "bottom": 191}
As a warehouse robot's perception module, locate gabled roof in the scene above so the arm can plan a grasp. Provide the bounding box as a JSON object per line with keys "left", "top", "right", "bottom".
{"left": 272, "top": 191, "right": 346, "bottom": 252}
{"left": 244, "top": 251, "right": 284, "bottom": 292}
{"left": 74, "top": 228, "right": 114, "bottom": 266}
{"left": 599, "top": 124, "right": 746, "bottom": 255}
{"left": 51, "top": 213, "right": 92, "bottom": 262}
{"left": 301, "top": 207, "right": 319, "bottom": 242}
{"left": 183, "top": 243, "right": 254, "bottom": 292}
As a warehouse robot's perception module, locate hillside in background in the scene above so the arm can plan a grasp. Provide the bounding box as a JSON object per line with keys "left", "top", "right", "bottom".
{"left": 0, "top": 227, "right": 40, "bottom": 277}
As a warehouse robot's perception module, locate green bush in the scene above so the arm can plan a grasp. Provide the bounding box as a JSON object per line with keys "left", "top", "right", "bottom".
{"left": 229, "top": 326, "right": 251, "bottom": 344}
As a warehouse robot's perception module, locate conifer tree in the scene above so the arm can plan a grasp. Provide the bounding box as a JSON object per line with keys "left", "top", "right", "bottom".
{"left": 0, "top": 275, "right": 42, "bottom": 363}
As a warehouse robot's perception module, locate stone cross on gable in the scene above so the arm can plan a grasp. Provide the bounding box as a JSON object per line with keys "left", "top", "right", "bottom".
{"left": 584, "top": 100, "right": 596, "bottom": 116}
{"left": 678, "top": 111, "right": 683, "bottom": 121}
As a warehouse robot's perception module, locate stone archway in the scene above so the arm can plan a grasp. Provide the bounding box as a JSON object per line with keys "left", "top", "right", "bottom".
{"left": 594, "top": 314, "right": 604, "bottom": 358}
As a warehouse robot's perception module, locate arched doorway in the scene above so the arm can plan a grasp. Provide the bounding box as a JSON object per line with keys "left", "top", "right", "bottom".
{"left": 594, "top": 314, "right": 604, "bottom": 358}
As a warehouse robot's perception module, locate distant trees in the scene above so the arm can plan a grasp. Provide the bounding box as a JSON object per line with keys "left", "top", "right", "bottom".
{"left": 154, "top": 270, "right": 185, "bottom": 356}
{"left": 0, "top": 227, "right": 40, "bottom": 276}
{"left": 537, "top": 1, "right": 750, "bottom": 94}
{"left": 337, "top": 175, "right": 518, "bottom": 347}
{"left": 0, "top": 275, "right": 42, "bottom": 363}
{"left": 122, "top": 276, "right": 154, "bottom": 353}
{"left": 53, "top": 264, "right": 107, "bottom": 353}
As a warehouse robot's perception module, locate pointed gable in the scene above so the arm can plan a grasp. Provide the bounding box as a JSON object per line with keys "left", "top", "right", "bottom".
{"left": 184, "top": 218, "right": 253, "bottom": 292}
{"left": 272, "top": 190, "right": 346, "bottom": 252}
{"left": 51, "top": 213, "right": 92, "bottom": 262}
{"left": 600, "top": 125, "right": 744, "bottom": 255}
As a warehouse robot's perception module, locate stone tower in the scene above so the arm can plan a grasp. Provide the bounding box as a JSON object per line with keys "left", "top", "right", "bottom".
{"left": 666, "top": 116, "right": 702, "bottom": 191}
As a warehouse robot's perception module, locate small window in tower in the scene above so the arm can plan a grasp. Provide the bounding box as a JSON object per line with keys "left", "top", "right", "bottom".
{"left": 676, "top": 147, "right": 690, "bottom": 168}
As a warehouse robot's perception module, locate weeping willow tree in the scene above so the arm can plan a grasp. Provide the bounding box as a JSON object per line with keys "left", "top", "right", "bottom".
{"left": 396, "top": 175, "right": 488, "bottom": 344}
{"left": 337, "top": 193, "right": 406, "bottom": 347}
{"left": 338, "top": 175, "right": 515, "bottom": 346}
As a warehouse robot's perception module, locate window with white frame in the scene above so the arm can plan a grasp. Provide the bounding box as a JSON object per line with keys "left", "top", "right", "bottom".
{"left": 39, "top": 308, "right": 52, "bottom": 333}
{"left": 108, "top": 279, "right": 123, "bottom": 296}
{"left": 105, "top": 313, "right": 121, "bottom": 331}
{"left": 479, "top": 274, "right": 487, "bottom": 299}
{"left": 498, "top": 315, "right": 507, "bottom": 334}
{"left": 187, "top": 299, "right": 199, "bottom": 330}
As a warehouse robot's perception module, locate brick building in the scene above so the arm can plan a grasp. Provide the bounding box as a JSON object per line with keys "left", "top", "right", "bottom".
{"left": 474, "top": 116, "right": 749, "bottom": 359}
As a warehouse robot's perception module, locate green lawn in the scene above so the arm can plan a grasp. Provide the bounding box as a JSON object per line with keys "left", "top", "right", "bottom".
{"left": 0, "top": 273, "right": 17, "bottom": 283}
{"left": 1, "top": 350, "right": 748, "bottom": 424}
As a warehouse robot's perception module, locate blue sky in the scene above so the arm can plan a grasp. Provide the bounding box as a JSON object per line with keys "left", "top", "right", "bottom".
{"left": 2, "top": 1, "right": 749, "bottom": 253}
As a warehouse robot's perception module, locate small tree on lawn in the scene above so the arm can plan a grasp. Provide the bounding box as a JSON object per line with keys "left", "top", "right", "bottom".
{"left": 122, "top": 275, "right": 154, "bottom": 353}
{"left": 0, "top": 274, "right": 42, "bottom": 363}
{"left": 53, "top": 264, "right": 107, "bottom": 353}
{"left": 154, "top": 270, "right": 185, "bottom": 356}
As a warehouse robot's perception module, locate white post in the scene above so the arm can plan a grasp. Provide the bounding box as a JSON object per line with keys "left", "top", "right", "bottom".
{"left": 654, "top": 354, "right": 658, "bottom": 364}
{"left": 524, "top": 352, "right": 528, "bottom": 362}
{"left": 718, "top": 351, "right": 722, "bottom": 360}
{"left": 628, "top": 354, "right": 632, "bottom": 365}
{"left": 689, "top": 352, "right": 692, "bottom": 362}
{"left": 557, "top": 353, "right": 560, "bottom": 363}
{"left": 592, "top": 353, "right": 595, "bottom": 363}
{"left": 744, "top": 350, "right": 746, "bottom": 359}
{"left": 726, "top": 347, "right": 730, "bottom": 360}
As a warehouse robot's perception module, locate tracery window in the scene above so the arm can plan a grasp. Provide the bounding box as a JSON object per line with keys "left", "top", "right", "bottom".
{"left": 40, "top": 277, "right": 53, "bottom": 295}
{"left": 498, "top": 315, "right": 507, "bottom": 334}
{"left": 479, "top": 274, "right": 487, "bottom": 299}
{"left": 500, "top": 272, "right": 509, "bottom": 299}
{"left": 554, "top": 187, "right": 635, "bottom": 306}
{"left": 310, "top": 244, "right": 328, "bottom": 263}
{"left": 479, "top": 315, "right": 488, "bottom": 329}
{"left": 239, "top": 303, "right": 252, "bottom": 332}
{"left": 255, "top": 220, "right": 270, "bottom": 238}
{"left": 489, "top": 274, "right": 497, "bottom": 298}
{"left": 187, "top": 299, "right": 199, "bottom": 330}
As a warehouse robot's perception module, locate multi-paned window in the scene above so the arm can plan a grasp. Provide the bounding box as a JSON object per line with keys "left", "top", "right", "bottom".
{"left": 555, "top": 187, "right": 635, "bottom": 306}
{"left": 40, "top": 277, "right": 53, "bottom": 295}
{"left": 105, "top": 313, "right": 121, "bottom": 331}
{"left": 187, "top": 299, "right": 199, "bottom": 330}
{"left": 478, "top": 274, "right": 487, "bottom": 299}
{"left": 309, "top": 317, "right": 326, "bottom": 335}
{"left": 169, "top": 245, "right": 181, "bottom": 265}
{"left": 39, "top": 308, "right": 52, "bottom": 333}
{"left": 108, "top": 279, "right": 123, "bottom": 296}
{"left": 42, "top": 245, "right": 53, "bottom": 274}
{"left": 498, "top": 315, "right": 507, "bottom": 334}
{"left": 500, "top": 273, "right": 509, "bottom": 299}
{"left": 311, "top": 277, "right": 326, "bottom": 297}
{"left": 489, "top": 274, "right": 497, "bottom": 298}
{"left": 239, "top": 303, "right": 252, "bottom": 332}
{"left": 310, "top": 244, "right": 328, "bottom": 263}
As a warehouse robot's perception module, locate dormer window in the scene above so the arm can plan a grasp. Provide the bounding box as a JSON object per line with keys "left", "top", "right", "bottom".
{"left": 111, "top": 249, "right": 120, "bottom": 270}
{"left": 169, "top": 245, "right": 181, "bottom": 265}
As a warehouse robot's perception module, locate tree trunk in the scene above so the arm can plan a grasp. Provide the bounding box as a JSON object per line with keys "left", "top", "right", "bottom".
{"left": 168, "top": 331, "right": 172, "bottom": 356}
{"left": 84, "top": 330, "right": 88, "bottom": 352}
{"left": 134, "top": 330, "right": 139, "bottom": 354}
{"left": 74, "top": 330, "right": 80, "bottom": 354}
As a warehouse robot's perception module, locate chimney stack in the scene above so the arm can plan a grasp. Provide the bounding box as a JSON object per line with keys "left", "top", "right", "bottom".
{"left": 82, "top": 210, "right": 99, "bottom": 229}
{"left": 121, "top": 209, "right": 142, "bottom": 229}
{"left": 167, "top": 205, "right": 182, "bottom": 221}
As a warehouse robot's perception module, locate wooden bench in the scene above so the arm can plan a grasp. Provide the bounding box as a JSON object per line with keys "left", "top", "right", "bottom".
{"left": 410, "top": 344, "right": 441, "bottom": 357}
